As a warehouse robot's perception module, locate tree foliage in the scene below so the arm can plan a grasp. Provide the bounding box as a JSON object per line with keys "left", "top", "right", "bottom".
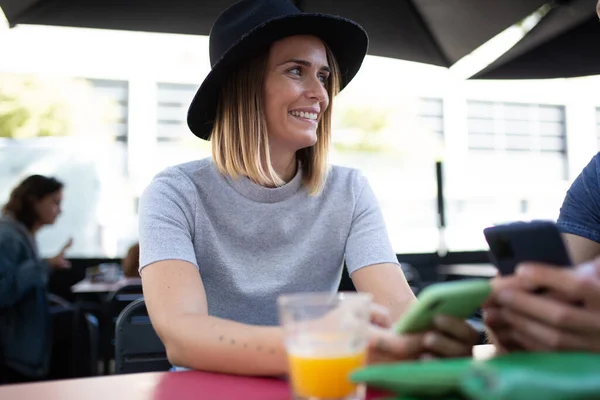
{"left": 334, "top": 104, "right": 392, "bottom": 153}
{"left": 0, "top": 73, "right": 112, "bottom": 139}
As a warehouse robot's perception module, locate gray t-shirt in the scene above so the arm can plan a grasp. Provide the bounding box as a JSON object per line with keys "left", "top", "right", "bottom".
{"left": 139, "top": 157, "right": 398, "bottom": 326}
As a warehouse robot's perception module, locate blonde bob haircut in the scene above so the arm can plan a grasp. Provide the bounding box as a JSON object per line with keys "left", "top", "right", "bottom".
{"left": 211, "top": 42, "right": 341, "bottom": 195}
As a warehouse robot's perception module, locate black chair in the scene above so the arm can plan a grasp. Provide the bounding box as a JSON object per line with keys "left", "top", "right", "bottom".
{"left": 0, "top": 327, "right": 6, "bottom": 384}
{"left": 114, "top": 298, "right": 171, "bottom": 374}
{"left": 47, "top": 294, "right": 78, "bottom": 379}
{"left": 102, "top": 284, "right": 143, "bottom": 374}
{"left": 106, "top": 284, "right": 144, "bottom": 322}
{"left": 68, "top": 311, "right": 101, "bottom": 377}
{"left": 399, "top": 263, "right": 423, "bottom": 295}
{"left": 83, "top": 313, "right": 100, "bottom": 375}
{"left": 0, "top": 294, "right": 94, "bottom": 382}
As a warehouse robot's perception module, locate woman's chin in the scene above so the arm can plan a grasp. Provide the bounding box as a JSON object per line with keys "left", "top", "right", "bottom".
{"left": 294, "top": 132, "right": 318, "bottom": 149}
{"left": 272, "top": 131, "right": 318, "bottom": 153}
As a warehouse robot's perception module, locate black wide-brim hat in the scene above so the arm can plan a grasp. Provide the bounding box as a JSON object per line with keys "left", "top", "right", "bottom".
{"left": 187, "top": 0, "right": 369, "bottom": 140}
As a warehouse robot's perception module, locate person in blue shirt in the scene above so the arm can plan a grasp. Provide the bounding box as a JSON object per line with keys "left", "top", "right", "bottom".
{"left": 485, "top": 136, "right": 600, "bottom": 354}
{"left": 557, "top": 153, "right": 600, "bottom": 264}
{"left": 485, "top": 260, "right": 600, "bottom": 353}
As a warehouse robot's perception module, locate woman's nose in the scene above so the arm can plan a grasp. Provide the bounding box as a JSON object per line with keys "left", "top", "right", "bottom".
{"left": 305, "top": 77, "right": 328, "bottom": 103}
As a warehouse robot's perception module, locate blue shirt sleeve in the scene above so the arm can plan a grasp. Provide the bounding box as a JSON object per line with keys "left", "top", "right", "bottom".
{"left": 557, "top": 152, "right": 600, "bottom": 244}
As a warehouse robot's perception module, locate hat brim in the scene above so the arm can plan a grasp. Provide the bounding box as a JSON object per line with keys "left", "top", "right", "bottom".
{"left": 187, "top": 14, "right": 368, "bottom": 140}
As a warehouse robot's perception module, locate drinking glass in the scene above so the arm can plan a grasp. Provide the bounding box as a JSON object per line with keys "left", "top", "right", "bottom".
{"left": 278, "top": 292, "right": 372, "bottom": 400}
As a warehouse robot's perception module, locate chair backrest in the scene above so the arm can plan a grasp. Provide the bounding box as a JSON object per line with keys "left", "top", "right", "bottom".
{"left": 105, "top": 284, "right": 144, "bottom": 332}
{"left": 0, "top": 326, "right": 6, "bottom": 384}
{"left": 106, "top": 284, "right": 144, "bottom": 322}
{"left": 400, "top": 263, "right": 423, "bottom": 295}
{"left": 83, "top": 313, "right": 100, "bottom": 376}
{"left": 114, "top": 298, "right": 171, "bottom": 374}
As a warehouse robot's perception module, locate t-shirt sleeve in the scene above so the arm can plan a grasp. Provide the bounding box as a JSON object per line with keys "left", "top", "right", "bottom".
{"left": 344, "top": 172, "right": 399, "bottom": 275}
{"left": 138, "top": 167, "right": 199, "bottom": 271}
{"left": 557, "top": 153, "right": 600, "bottom": 244}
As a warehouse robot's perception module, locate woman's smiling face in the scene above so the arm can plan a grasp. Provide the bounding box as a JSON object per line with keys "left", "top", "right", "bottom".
{"left": 262, "top": 35, "right": 331, "bottom": 155}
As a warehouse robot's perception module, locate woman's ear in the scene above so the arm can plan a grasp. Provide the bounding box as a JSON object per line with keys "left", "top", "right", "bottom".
{"left": 26, "top": 195, "right": 38, "bottom": 207}
{"left": 26, "top": 195, "right": 42, "bottom": 216}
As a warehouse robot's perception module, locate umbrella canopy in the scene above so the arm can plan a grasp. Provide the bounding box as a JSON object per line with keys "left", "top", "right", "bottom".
{"left": 0, "top": 0, "right": 549, "bottom": 67}
{"left": 472, "top": 0, "right": 600, "bottom": 79}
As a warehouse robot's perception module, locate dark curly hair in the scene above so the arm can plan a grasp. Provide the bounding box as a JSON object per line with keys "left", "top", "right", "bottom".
{"left": 2, "top": 175, "right": 64, "bottom": 230}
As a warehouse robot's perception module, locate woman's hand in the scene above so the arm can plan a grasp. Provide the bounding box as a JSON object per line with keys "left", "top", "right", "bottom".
{"left": 48, "top": 237, "right": 73, "bottom": 269}
{"left": 366, "top": 304, "right": 479, "bottom": 363}
{"left": 484, "top": 260, "right": 600, "bottom": 352}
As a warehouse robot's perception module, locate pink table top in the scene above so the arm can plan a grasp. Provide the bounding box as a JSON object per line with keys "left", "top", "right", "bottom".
{"left": 0, "top": 370, "right": 390, "bottom": 400}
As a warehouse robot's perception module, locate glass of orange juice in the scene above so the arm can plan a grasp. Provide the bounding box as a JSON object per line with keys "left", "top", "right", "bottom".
{"left": 278, "top": 292, "right": 372, "bottom": 400}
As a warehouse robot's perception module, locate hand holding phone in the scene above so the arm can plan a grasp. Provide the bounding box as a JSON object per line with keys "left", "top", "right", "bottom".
{"left": 393, "top": 279, "right": 491, "bottom": 334}
{"left": 484, "top": 220, "right": 572, "bottom": 276}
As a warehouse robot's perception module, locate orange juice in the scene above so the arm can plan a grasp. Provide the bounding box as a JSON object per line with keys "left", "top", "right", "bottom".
{"left": 288, "top": 350, "right": 366, "bottom": 398}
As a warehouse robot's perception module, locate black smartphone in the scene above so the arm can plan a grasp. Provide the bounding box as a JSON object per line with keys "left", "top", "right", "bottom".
{"left": 483, "top": 220, "right": 572, "bottom": 276}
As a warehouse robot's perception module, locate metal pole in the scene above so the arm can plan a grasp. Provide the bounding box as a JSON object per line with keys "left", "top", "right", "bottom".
{"left": 436, "top": 161, "right": 448, "bottom": 257}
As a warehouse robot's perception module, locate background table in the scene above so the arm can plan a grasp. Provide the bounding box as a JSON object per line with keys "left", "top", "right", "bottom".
{"left": 71, "top": 277, "right": 142, "bottom": 294}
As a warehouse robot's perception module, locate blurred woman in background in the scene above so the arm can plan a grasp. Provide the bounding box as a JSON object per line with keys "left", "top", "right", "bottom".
{"left": 0, "top": 174, "right": 72, "bottom": 383}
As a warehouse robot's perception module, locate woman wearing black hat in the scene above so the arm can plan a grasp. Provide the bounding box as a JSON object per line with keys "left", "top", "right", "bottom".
{"left": 138, "top": 0, "right": 478, "bottom": 375}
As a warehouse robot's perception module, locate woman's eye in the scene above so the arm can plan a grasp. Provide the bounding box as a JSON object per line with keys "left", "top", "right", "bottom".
{"left": 289, "top": 67, "right": 301, "bottom": 76}
{"left": 318, "top": 74, "right": 329, "bottom": 83}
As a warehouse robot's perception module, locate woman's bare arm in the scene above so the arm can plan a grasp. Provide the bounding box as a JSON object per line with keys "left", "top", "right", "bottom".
{"left": 141, "top": 260, "right": 287, "bottom": 376}
{"left": 351, "top": 263, "right": 417, "bottom": 321}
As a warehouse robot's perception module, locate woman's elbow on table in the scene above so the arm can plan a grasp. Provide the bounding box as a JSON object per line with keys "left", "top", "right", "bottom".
{"left": 141, "top": 260, "right": 211, "bottom": 368}
{"left": 154, "top": 310, "right": 232, "bottom": 370}
{"left": 152, "top": 313, "right": 196, "bottom": 367}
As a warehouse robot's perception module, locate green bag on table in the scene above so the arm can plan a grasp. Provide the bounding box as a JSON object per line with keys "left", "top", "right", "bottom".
{"left": 351, "top": 352, "right": 600, "bottom": 400}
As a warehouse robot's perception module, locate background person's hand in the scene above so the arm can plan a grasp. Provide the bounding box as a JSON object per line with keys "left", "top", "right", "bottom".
{"left": 482, "top": 274, "right": 525, "bottom": 353}
{"left": 48, "top": 237, "right": 73, "bottom": 269}
{"left": 485, "top": 260, "right": 600, "bottom": 352}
